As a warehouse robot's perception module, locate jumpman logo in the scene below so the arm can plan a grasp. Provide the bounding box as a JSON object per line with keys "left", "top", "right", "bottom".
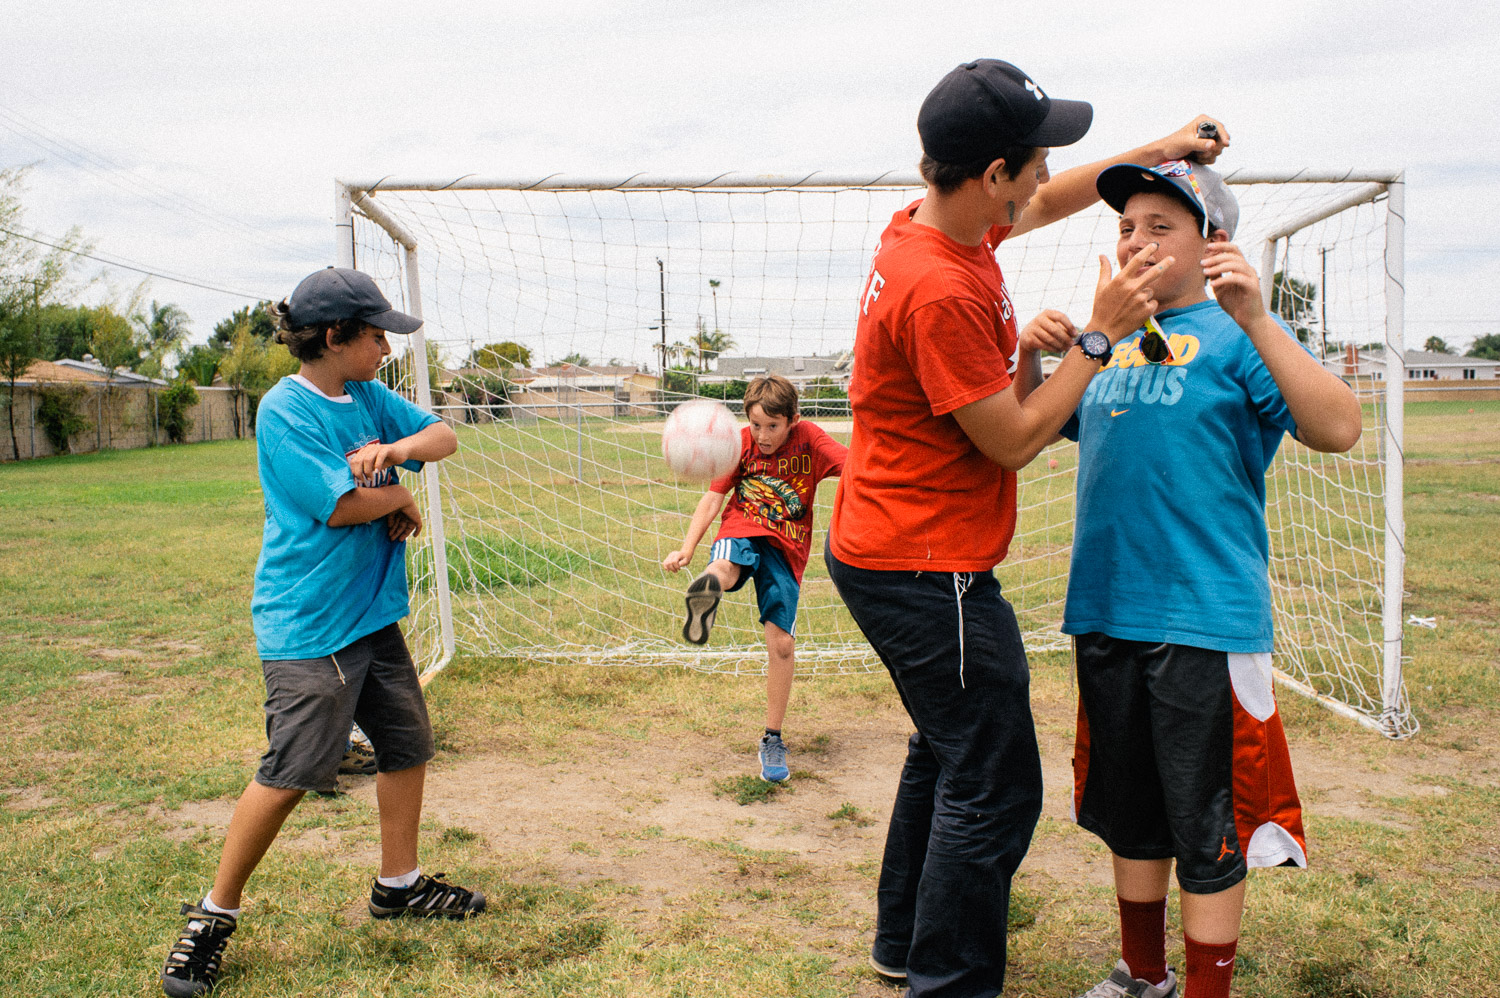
{"left": 1217, "top": 836, "right": 1237, "bottom": 862}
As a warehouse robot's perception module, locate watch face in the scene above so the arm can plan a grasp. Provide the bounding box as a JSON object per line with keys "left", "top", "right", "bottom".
{"left": 1080, "top": 331, "right": 1111, "bottom": 360}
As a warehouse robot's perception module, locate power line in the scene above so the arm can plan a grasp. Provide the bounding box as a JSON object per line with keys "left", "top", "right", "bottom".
{"left": 0, "top": 224, "right": 269, "bottom": 300}
{"left": 0, "top": 100, "right": 324, "bottom": 260}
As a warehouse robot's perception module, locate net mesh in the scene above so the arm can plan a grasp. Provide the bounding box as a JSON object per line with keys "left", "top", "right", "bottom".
{"left": 348, "top": 172, "right": 1412, "bottom": 737}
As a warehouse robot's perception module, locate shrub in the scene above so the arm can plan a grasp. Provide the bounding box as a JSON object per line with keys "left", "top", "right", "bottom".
{"left": 34, "top": 383, "right": 91, "bottom": 454}
{"left": 157, "top": 378, "right": 199, "bottom": 444}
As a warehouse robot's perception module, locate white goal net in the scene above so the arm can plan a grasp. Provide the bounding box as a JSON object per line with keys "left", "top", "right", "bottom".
{"left": 337, "top": 169, "right": 1413, "bottom": 739}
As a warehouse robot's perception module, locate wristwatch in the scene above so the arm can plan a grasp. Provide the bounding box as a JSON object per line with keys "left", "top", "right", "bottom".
{"left": 1075, "top": 330, "right": 1112, "bottom": 363}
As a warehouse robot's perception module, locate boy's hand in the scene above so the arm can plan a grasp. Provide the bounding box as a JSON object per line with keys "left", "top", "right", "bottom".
{"left": 1019, "top": 310, "right": 1077, "bottom": 354}
{"left": 1155, "top": 115, "right": 1229, "bottom": 165}
{"left": 349, "top": 440, "right": 410, "bottom": 483}
{"left": 386, "top": 500, "right": 423, "bottom": 541}
{"left": 1202, "top": 242, "right": 1267, "bottom": 330}
{"left": 1087, "top": 246, "right": 1173, "bottom": 343}
{"left": 662, "top": 550, "right": 692, "bottom": 573}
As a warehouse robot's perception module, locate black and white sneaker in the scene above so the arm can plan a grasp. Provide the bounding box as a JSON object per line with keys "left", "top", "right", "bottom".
{"left": 682, "top": 572, "right": 722, "bottom": 645}
{"left": 338, "top": 737, "right": 377, "bottom": 776}
{"left": 369, "top": 872, "right": 487, "bottom": 919}
{"left": 161, "top": 902, "right": 236, "bottom": 996}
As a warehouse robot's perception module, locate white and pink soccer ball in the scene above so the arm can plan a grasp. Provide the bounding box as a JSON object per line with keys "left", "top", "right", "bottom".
{"left": 661, "top": 400, "right": 741, "bottom": 481}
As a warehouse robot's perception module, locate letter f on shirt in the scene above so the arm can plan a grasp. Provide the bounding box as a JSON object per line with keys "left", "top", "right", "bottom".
{"left": 862, "top": 270, "right": 886, "bottom": 315}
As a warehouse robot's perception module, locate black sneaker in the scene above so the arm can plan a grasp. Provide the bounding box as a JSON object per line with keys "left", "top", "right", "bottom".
{"left": 161, "top": 902, "right": 237, "bottom": 996}
{"left": 682, "top": 572, "right": 722, "bottom": 645}
{"left": 369, "top": 872, "right": 486, "bottom": 919}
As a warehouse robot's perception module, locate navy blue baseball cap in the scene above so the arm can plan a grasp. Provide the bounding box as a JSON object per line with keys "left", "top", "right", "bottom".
{"left": 285, "top": 266, "right": 422, "bottom": 333}
{"left": 1096, "top": 160, "right": 1240, "bottom": 239}
{"left": 918, "top": 59, "right": 1093, "bottom": 163}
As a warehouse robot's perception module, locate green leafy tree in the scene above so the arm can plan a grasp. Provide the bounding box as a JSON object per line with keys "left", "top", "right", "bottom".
{"left": 219, "top": 322, "right": 295, "bottom": 436}
{"left": 178, "top": 344, "right": 224, "bottom": 386}
{"left": 691, "top": 318, "right": 735, "bottom": 373}
{"left": 210, "top": 301, "right": 275, "bottom": 349}
{"left": 1270, "top": 271, "right": 1317, "bottom": 345}
{"left": 550, "top": 351, "right": 590, "bottom": 368}
{"left": 378, "top": 339, "right": 444, "bottom": 391}
{"left": 135, "top": 301, "right": 192, "bottom": 379}
{"left": 35, "top": 304, "right": 95, "bottom": 361}
{"left": 87, "top": 305, "right": 145, "bottom": 449}
{"left": 1464, "top": 333, "right": 1500, "bottom": 361}
{"left": 468, "top": 340, "right": 532, "bottom": 370}
{"left": 1422, "top": 336, "right": 1452, "bottom": 355}
{"left": 0, "top": 166, "right": 83, "bottom": 459}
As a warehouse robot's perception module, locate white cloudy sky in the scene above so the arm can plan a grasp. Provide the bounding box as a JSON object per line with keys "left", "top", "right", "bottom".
{"left": 2, "top": 0, "right": 1496, "bottom": 355}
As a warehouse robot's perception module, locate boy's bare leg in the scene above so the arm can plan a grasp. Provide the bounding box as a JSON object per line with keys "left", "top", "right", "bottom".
{"left": 209, "top": 780, "right": 305, "bottom": 909}
{"left": 703, "top": 558, "right": 741, "bottom": 590}
{"left": 1113, "top": 855, "right": 1172, "bottom": 902}
{"left": 376, "top": 762, "right": 426, "bottom": 877}
{"left": 1179, "top": 879, "right": 1246, "bottom": 944}
{"left": 764, "top": 621, "right": 795, "bottom": 731}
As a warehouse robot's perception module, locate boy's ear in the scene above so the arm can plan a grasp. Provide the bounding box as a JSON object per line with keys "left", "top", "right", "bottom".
{"left": 1208, "top": 228, "right": 1231, "bottom": 243}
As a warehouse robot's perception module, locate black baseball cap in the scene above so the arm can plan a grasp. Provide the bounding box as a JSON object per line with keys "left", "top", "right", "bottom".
{"left": 285, "top": 266, "right": 423, "bottom": 334}
{"left": 918, "top": 59, "right": 1093, "bottom": 163}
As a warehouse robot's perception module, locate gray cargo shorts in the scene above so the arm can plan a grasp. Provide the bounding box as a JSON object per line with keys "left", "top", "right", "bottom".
{"left": 254, "top": 622, "right": 435, "bottom": 792}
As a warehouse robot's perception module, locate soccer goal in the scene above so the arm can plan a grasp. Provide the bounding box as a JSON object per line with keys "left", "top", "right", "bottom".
{"left": 334, "top": 167, "right": 1414, "bottom": 739}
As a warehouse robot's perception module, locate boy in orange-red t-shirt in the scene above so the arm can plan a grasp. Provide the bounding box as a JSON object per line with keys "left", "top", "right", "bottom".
{"left": 826, "top": 57, "right": 1225, "bottom": 998}
{"left": 663, "top": 375, "right": 845, "bottom": 783}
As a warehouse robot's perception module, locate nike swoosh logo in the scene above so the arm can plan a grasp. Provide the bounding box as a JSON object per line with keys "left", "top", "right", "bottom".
{"left": 1111, "top": 408, "right": 1129, "bottom": 417}
{"left": 1216, "top": 958, "right": 1234, "bottom": 967}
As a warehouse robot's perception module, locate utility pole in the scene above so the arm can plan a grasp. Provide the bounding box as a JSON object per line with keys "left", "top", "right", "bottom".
{"left": 656, "top": 258, "right": 667, "bottom": 374}
{"left": 1320, "top": 246, "right": 1330, "bottom": 358}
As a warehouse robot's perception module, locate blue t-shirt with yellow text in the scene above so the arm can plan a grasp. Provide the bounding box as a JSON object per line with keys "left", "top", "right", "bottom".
{"left": 1060, "top": 300, "right": 1309, "bottom": 653}
{"left": 251, "top": 377, "right": 438, "bottom": 659}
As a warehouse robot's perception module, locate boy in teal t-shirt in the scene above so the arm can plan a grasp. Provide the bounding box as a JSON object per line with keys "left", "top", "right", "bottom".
{"left": 1060, "top": 161, "right": 1362, "bottom": 998}
{"left": 160, "top": 268, "right": 483, "bottom": 997}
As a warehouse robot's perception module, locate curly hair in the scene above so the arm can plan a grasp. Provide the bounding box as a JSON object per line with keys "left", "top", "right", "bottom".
{"left": 267, "top": 300, "right": 367, "bottom": 362}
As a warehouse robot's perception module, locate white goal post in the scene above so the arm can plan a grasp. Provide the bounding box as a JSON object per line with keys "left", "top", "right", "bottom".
{"left": 334, "top": 168, "right": 1414, "bottom": 739}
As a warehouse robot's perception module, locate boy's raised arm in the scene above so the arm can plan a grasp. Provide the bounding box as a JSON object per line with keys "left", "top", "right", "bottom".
{"left": 348, "top": 421, "right": 459, "bottom": 482}
{"left": 663, "top": 490, "right": 729, "bottom": 572}
{"left": 1012, "top": 116, "right": 1229, "bottom": 236}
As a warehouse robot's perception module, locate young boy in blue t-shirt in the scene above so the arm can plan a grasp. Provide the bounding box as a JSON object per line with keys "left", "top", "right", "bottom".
{"left": 1055, "top": 162, "right": 1362, "bottom": 998}
{"left": 160, "top": 267, "right": 483, "bottom": 997}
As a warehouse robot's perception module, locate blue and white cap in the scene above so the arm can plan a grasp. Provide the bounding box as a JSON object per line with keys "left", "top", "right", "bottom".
{"left": 1096, "top": 159, "right": 1239, "bottom": 239}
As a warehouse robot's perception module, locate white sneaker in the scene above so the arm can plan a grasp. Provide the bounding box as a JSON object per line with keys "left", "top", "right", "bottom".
{"left": 1077, "top": 960, "right": 1177, "bottom": 998}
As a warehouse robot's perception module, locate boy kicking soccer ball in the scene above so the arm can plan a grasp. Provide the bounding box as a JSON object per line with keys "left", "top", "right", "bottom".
{"left": 159, "top": 267, "right": 483, "bottom": 997}
{"left": 662, "top": 375, "right": 846, "bottom": 782}
{"left": 1058, "top": 160, "right": 1362, "bottom": 998}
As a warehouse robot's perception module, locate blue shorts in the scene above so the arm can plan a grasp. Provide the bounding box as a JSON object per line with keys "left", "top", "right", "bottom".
{"left": 708, "top": 536, "right": 800, "bottom": 636}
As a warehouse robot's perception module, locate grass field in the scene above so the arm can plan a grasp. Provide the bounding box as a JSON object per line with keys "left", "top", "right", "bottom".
{"left": 0, "top": 400, "right": 1496, "bottom": 997}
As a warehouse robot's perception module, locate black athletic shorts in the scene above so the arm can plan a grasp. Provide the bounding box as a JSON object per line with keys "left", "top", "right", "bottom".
{"left": 1070, "top": 633, "right": 1307, "bottom": 894}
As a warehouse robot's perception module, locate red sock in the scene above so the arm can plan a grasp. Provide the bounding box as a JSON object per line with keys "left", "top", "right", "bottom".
{"left": 1117, "top": 896, "right": 1168, "bottom": 986}
{"left": 1184, "top": 935, "right": 1237, "bottom": 998}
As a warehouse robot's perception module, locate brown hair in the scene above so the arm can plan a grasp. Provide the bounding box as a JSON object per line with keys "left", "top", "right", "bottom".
{"left": 743, "top": 374, "right": 799, "bottom": 420}
{"left": 268, "top": 299, "right": 367, "bottom": 362}
{"left": 919, "top": 144, "right": 1035, "bottom": 196}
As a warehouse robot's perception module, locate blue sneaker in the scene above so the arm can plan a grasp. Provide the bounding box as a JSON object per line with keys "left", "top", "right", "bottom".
{"left": 759, "top": 733, "right": 789, "bottom": 783}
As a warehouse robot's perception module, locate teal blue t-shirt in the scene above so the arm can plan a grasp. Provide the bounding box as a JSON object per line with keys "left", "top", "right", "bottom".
{"left": 251, "top": 377, "right": 439, "bottom": 660}
{"left": 1060, "top": 301, "right": 1308, "bottom": 653}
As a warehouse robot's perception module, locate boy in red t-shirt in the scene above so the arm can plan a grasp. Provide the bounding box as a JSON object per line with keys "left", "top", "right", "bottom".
{"left": 662, "top": 375, "right": 846, "bottom": 782}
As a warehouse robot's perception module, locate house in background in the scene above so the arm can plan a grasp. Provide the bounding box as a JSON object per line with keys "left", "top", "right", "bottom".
{"left": 1321, "top": 345, "right": 1500, "bottom": 381}
{"left": 708, "top": 352, "right": 852, "bottom": 388}
{"left": 507, "top": 364, "right": 659, "bottom": 419}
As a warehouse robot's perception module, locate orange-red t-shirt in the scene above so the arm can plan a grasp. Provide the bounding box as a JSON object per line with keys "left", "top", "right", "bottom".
{"left": 710, "top": 420, "right": 847, "bottom": 583}
{"left": 829, "top": 200, "right": 1020, "bottom": 572}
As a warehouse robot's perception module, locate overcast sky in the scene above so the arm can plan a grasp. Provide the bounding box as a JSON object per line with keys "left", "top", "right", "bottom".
{"left": 2, "top": 0, "right": 1496, "bottom": 356}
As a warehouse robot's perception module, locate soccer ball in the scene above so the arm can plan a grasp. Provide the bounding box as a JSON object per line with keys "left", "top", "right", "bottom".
{"left": 661, "top": 400, "right": 741, "bottom": 481}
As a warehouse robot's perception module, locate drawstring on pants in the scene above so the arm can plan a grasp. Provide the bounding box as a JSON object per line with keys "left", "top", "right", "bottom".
{"left": 331, "top": 653, "right": 347, "bottom": 685}
{"left": 953, "top": 572, "right": 972, "bottom": 688}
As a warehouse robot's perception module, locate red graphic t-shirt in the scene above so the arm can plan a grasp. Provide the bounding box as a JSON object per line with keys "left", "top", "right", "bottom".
{"left": 709, "top": 420, "right": 847, "bottom": 583}
{"left": 829, "top": 200, "right": 1021, "bottom": 572}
